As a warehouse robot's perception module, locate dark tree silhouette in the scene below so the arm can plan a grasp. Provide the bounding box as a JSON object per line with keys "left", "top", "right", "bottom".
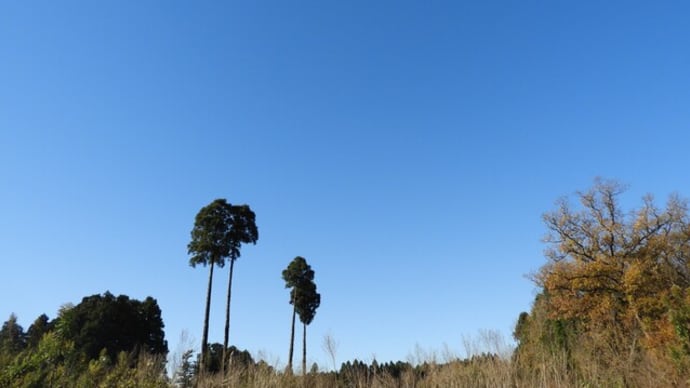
{"left": 56, "top": 292, "right": 167, "bottom": 362}
{"left": 26, "top": 314, "right": 51, "bottom": 348}
{"left": 282, "top": 256, "right": 314, "bottom": 373}
{"left": 195, "top": 343, "right": 255, "bottom": 380}
{"left": 282, "top": 256, "right": 320, "bottom": 374}
{"left": 188, "top": 199, "right": 230, "bottom": 371}
{"left": 296, "top": 276, "right": 320, "bottom": 375}
{"left": 188, "top": 199, "right": 258, "bottom": 373}
{"left": 0, "top": 314, "right": 26, "bottom": 356}
{"left": 220, "top": 203, "right": 258, "bottom": 374}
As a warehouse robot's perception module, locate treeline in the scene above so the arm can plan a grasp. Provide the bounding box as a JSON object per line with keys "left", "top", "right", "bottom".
{"left": 172, "top": 351, "right": 512, "bottom": 387}
{"left": 5, "top": 179, "right": 690, "bottom": 387}
{"left": 1, "top": 305, "right": 510, "bottom": 388}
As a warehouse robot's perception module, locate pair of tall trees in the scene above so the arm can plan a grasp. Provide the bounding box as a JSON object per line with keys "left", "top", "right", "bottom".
{"left": 188, "top": 199, "right": 258, "bottom": 374}
{"left": 283, "top": 256, "right": 321, "bottom": 375}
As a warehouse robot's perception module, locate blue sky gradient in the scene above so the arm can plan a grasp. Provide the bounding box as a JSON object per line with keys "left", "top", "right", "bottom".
{"left": 2, "top": 1, "right": 690, "bottom": 367}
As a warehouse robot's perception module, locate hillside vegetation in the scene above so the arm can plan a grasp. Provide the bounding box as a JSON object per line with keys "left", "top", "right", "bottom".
{"left": 3, "top": 179, "right": 690, "bottom": 387}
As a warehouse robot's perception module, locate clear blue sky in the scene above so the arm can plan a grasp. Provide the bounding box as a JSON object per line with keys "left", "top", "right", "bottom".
{"left": 2, "top": 1, "right": 690, "bottom": 368}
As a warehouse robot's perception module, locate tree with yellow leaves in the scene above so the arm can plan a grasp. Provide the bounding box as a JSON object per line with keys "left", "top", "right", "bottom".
{"left": 518, "top": 179, "right": 690, "bottom": 385}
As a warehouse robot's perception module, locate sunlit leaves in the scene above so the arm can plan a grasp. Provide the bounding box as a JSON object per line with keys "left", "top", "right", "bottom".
{"left": 527, "top": 179, "right": 690, "bottom": 383}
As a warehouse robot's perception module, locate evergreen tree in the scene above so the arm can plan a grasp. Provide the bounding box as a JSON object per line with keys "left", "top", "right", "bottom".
{"left": 282, "top": 256, "right": 314, "bottom": 373}
{"left": 296, "top": 279, "right": 320, "bottom": 376}
{"left": 26, "top": 313, "right": 51, "bottom": 348}
{"left": 57, "top": 292, "right": 167, "bottom": 362}
{"left": 220, "top": 203, "right": 258, "bottom": 374}
{"left": 174, "top": 349, "right": 196, "bottom": 388}
{"left": 196, "top": 343, "right": 255, "bottom": 374}
{"left": 188, "top": 198, "right": 258, "bottom": 373}
{"left": 282, "top": 256, "right": 320, "bottom": 375}
{"left": 0, "top": 313, "right": 26, "bottom": 356}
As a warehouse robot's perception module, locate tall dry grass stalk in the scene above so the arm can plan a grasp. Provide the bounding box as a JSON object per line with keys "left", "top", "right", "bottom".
{"left": 190, "top": 328, "right": 690, "bottom": 387}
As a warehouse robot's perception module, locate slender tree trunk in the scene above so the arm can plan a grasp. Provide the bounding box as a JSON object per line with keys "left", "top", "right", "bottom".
{"left": 287, "top": 302, "right": 296, "bottom": 373}
{"left": 200, "top": 261, "right": 215, "bottom": 374}
{"left": 222, "top": 258, "right": 236, "bottom": 376}
{"left": 302, "top": 322, "right": 307, "bottom": 376}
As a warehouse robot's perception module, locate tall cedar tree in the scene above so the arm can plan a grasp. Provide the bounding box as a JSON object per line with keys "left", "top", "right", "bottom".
{"left": 296, "top": 279, "right": 320, "bottom": 375}
{"left": 188, "top": 199, "right": 258, "bottom": 374}
{"left": 282, "top": 256, "right": 314, "bottom": 373}
{"left": 0, "top": 314, "right": 26, "bottom": 357}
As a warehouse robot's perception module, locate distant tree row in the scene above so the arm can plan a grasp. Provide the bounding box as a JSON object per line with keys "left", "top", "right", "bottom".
{"left": 12, "top": 181, "right": 690, "bottom": 386}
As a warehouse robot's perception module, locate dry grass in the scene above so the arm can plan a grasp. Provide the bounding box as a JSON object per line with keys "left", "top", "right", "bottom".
{"left": 186, "top": 328, "right": 690, "bottom": 388}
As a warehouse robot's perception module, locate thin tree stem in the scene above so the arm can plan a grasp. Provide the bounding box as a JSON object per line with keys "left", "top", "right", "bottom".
{"left": 200, "top": 261, "right": 214, "bottom": 374}
{"left": 288, "top": 300, "right": 296, "bottom": 373}
{"left": 302, "top": 322, "right": 307, "bottom": 376}
{"left": 222, "top": 258, "right": 235, "bottom": 376}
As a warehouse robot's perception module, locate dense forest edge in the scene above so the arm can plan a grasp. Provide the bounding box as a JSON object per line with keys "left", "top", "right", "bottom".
{"left": 4, "top": 178, "right": 690, "bottom": 387}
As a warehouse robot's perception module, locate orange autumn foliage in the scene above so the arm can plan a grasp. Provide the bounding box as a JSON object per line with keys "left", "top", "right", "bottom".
{"left": 517, "top": 179, "right": 690, "bottom": 385}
